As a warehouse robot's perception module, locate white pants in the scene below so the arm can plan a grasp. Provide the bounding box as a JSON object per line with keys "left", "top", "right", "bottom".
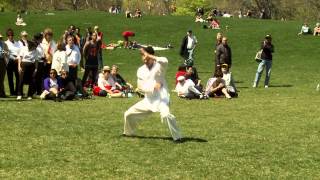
{"left": 124, "top": 100, "right": 182, "bottom": 140}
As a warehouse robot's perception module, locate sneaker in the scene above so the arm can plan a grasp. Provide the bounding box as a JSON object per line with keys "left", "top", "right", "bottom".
{"left": 252, "top": 83, "right": 257, "bottom": 88}
{"left": 226, "top": 94, "right": 232, "bottom": 99}
{"left": 264, "top": 85, "right": 269, "bottom": 88}
{"left": 16, "top": 96, "right": 22, "bottom": 100}
{"left": 27, "top": 97, "right": 32, "bottom": 100}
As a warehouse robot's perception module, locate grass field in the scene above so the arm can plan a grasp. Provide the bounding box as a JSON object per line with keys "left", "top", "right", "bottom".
{"left": 0, "top": 11, "right": 320, "bottom": 179}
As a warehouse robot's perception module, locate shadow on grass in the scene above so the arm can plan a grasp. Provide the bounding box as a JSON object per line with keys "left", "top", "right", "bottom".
{"left": 121, "top": 135, "right": 208, "bottom": 143}
{"left": 269, "top": 84, "right": 293, "bottom": 88}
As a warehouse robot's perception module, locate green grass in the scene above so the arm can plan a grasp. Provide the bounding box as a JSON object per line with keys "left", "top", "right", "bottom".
{"left": 0, "top": 11, "right": 320, "bottom": 179}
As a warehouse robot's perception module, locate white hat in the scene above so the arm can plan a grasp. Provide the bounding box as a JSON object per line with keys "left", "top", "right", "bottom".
{"left": 20, "top": 30, "right": 28, "bottom": 36}
{"left": 0, "top": 33, "right": 3, "bottom": 38}
{"left": 103, "top": 66, "right": 110, "bottom": 71}
{"left": 177, "top": 76, "right": 185, "bottom": 81}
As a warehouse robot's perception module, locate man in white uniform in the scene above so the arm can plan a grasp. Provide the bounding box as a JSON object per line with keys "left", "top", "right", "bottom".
{"left": 123, "top": 46, "right": 182, "bottom": 142}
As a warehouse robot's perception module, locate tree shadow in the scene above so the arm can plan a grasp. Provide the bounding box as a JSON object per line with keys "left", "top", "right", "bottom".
{"left": 269, "top": 84, "right": 293, "bottom": 88}
{"left": 122, "top": 135, "right": 208, "bottom": 143}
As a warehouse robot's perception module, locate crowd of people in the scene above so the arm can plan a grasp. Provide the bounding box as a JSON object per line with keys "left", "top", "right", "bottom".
{"left": 298, "top": 22, "right": 320, "bottom": 36}
{"left": 0, "top": 24, "right": 135, "bottom": 100}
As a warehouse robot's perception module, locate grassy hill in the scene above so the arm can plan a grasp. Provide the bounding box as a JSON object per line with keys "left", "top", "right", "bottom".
{"left": 0, "top": 11, "right": 319, "bottom": 179}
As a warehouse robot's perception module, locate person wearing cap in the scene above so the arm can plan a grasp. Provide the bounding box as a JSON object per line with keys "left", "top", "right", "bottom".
{"left": 180, "top": 30, "right": 198, "bottom": 66}
{"left": 41, "top": 28, "right": 57, "bottom": 77}
{"left": 123, "top": 46, "right": 183, "bottom": 142}
{"left": 82, "top": 32, "right": 101, "bottom": 85}
{"left": 17, "top": 41, "right": 39, "bottom": 100}
{"left": 175, "top": 76, "right": 204, "bottom": 99}
{"left": 65, "top": 35, "right": 81, "bottom": 80}
{"left": 216, "top": 36, "right": 232, "bottom": 68}
{"left": 95, "top": 66, "right": 123, "bottom": 97}
{"left": 0, "top": 33, "right": 9, "bottom": 97}
{"left": 253, "top": 35, "right": 274, "bottom": 88}
{"left": 18, "top": 30, "right": 30, "bottom": 48}
{"left": 5, "top": 28, "right": 21, "bottom": 96}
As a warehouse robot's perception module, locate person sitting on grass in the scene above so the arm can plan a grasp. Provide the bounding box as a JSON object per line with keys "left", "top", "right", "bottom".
{"left": 175, "top": 64, "right": 187, "bottom": 85}
{"left": 134, "top": 8, "right": 142, "bottom": 18}
{"left": 175, "top": 76, "right": 206, "bottom": 99}
{"left": 15, "top": 14, "right": 27, "bottom": 26}
{"left": 110, "top": 65, "right": 133, "bottom": 92}
{"left": 298, "top": 23, "right": 312, "bottom": 35}
{"left": 40, "top": 69, "right": 62, "bottom": 100}
{"left": 125, "top": 8, "right": 132, "bottom": 18}
{"left": 221, "top": 63, "right": 238, "bottom": 97}
{"left": 313, "top": 23, "right": 320, "bottom": 36}
{"left": 58, "top": 70, "right": 76, "bottom": 100}
{"left": 204, "top": 69, "right": 231, "bottom": 99}
{"left": 94, "top": 66, "right": 124, "bottom": 98}
{"left": 209, "top": 18, "right": 220, "bottom": 29}
{"left": 185, "top": 65, "right": 202, "bottom": 92}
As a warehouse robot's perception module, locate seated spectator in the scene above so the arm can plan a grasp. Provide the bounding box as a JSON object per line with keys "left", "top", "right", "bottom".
{"left": 185, "top": 65, "right": 202, "bottom": 91}
{"left": 94, "top": 66, "right": 124, "bottom": 98}
{"left": 15, "top": 14, "right": 27, "bottom": 26}
{"left": 175, "top": 76, "right": 205, "bottom": 99}
{"left": 298, "top": 23, "right": 312, "bottom": 35}
{"left": 40, "top": 69, "right": 62, "bottom": 100}
{"left": 204, "top": 69, "right": 231, "bottom": 99}
{"left": 175, "top": 64, "right": 187, "bottom": 85}
{"left": 58, "top": 70, "right": 76, "bottom": 100}
{"left": 110, "top": 65, "right": 133, "bottom": 92}
{"left": 313, "top": 23, "right": 320, "bottom": 36}
{"left": 125, "top": 8, "right": 132, "bottom": 18}
{"left": 195, "top": 15, "right": 206, "bottom": 23}
{"left": 134, "top": 8, "right": 142, "bottom": 18}
{"left": 209, "top": 18, "right": 220, "bottom": 29}
{"left": 221, "top": 64, "right": 237, "bottom": 97}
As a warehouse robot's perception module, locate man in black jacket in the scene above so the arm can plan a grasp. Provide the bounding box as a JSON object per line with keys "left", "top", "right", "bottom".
{"left": 180, "top": 30, "right": 197, "bottom": 66}
{"left": 215, "top": 36, "right": 232, "bottom": 70}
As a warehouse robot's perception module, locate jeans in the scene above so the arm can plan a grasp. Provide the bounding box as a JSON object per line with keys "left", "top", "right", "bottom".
{"left": 254, "top": 59, "right": 272, "bottom": 86}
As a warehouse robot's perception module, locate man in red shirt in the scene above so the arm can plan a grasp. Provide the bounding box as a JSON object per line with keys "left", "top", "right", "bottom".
{"left": 122, "top": 31, "right": 135, "bottom": 48}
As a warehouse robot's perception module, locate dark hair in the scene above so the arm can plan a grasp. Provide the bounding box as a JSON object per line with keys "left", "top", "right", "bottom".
{"left": 214, "top": 68, "right": 223, "bottom": 78}
{"left": 143, "top": 46, "right": 155, "bottom": 55}
{"left": 28, "top": 41, "right": 37, "bottom": 51}
{"left": 56, "top": 41, "right": 66, "bottom": 51}
{"left": 178, "top": 64, "right": 186, "bottom": 71}
{"left": 6, "top": 28, "right": 14, "bottom": 36}
{"left": 50, "top": 69, "right": 58, "bottom": 75}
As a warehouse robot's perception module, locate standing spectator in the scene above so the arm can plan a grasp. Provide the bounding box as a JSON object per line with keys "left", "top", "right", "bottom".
{"left": 253, "top": 35, "right": 274, "bottom": 88}
{"left": 17, "top": 41, "right": 38, "bottom": 100}
{"left": 216, "top": 36, "right": 232, "bottom": 68}
{"left": 180, "top": 30, "right": 197, "bottom": 66}
{"left": 5, "top": 29, "right": 20, "bottom": 96}
{"left": 51, "top": 41, "right": 68, "bottom": 75}
{"left": 122, "top": 31, "right": 135, "bottom": 48}
{"left": 18, "top": 30, "right": 29, "bottom": 48}
{"left": 0, "top": 33, "right": 9, "bottom": 97}
{"left": 41, "top": 28, "right": 56, "bottom": 77}
{"left": 33, "top": 33, "right": 46, "bottom": 95}
{"left": 66, "top": 35, "right": 81, "bottom": 80}
{"left": 82, "top": 32, "right": 100, "bottom": 85}
{"left": 93, "top": 26, "right": 104, "bottom": 70}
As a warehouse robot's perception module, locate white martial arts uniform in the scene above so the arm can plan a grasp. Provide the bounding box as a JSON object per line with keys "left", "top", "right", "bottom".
{"left": 124, "top": 57, "right": 182, "bottom": 140}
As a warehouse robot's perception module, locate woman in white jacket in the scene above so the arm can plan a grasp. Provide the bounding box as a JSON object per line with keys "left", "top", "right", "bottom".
{"left": 51, "top": 42, "right": 68, "bottom": 76}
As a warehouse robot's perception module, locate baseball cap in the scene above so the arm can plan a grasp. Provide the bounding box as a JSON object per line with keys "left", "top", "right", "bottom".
{"left": 221, "top": 64, "right": 229, "bottom": 68}
{"left": 21, "top": 30, "right": 28, "bottom": 36}
{"left": 103, "top": 66, "right": 111, "bottom": 71}
{"left": 265, "top": 34, "right": 271, "bottom": 39}
{"left": 177, "top": 76, "right": 185, "bottom": 81}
